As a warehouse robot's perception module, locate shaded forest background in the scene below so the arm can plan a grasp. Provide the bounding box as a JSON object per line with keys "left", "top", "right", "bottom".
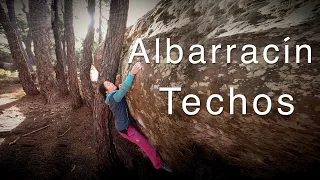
{"left": 0, "top": 0, "right": 173, "bottom": 179}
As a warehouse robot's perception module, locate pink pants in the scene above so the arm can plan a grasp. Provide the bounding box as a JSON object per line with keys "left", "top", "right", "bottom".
{"left": 119, "top": 125, "right": 163, "bottom": 169}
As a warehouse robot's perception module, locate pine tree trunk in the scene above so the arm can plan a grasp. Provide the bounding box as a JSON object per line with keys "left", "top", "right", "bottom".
{"left": 29, "top": 0, "right": 57, "bottom": 103}
{"left": 6, "top": 0, "right": 33, "bottom": 72}
{"left": 98, "top": 0, "right": 102, "bottom": 44}
{"left": 64, "top": 0, "right": 82, "bottom": 109}
{"left": 20, "top": 0, "right": 36, "bottom": 67}
{"left": 5, "top": 0, "right": 17, "bottom": 29}
{"left": 80, "top": 0, "right": 95, "bottom": 110}
{"left": 62, "top": 35, "right": 67, "bottom": 74}
{"left": 59, "top": 0, "right": 67, "bottom": 73}
{"left": 52, "top": 0, "right": 69, "bottom": 96}
{"left": 24, "top": 31, "right": 36, "bottom": 66}
{"left": 93, "top": 0, "right": 129, "bottom": 170}
{"left": 0, "top": 3, "right": 39, "bottom": 95}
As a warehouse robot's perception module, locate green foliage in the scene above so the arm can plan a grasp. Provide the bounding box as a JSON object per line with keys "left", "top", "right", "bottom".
{"left": 58, "top": 18, "right": 64, "bottom": 32}
{"left": 0, "top": 42, "right": 10, "bottom": 52}
{"left": 0, "top": 69, "right": 19, "bottom": 84}
{"left": 0, "top": 24, "right": 4, "bottom": 34}
{"left": 92, "top": 39, "right": 100, "bottom": 54}
{"left": 16, "top": 17, "right": 28, "bottom": 36}
{"left": 75, "top": 46, "right": 83, "bottom": 67}
{"left": 0, "top": 69, "right": 18, "bottom": 77}
{"left": 102, "top": 0, "right": 110, "bottom": 6}
{"left": 0, "top": 24, "right": 9, "bottom": 52}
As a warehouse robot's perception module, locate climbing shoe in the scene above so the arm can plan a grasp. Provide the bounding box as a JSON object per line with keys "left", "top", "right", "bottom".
{"left": 161, "top": 162, "right": 173, "bottom": 173}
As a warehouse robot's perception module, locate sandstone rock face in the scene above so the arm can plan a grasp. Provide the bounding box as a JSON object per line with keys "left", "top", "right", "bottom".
{"left": 107, "top": 0, "right": 320, "bottom": 177}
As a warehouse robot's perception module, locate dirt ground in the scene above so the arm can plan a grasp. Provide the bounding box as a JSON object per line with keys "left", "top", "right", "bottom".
{"left": 0, "top": 80, "right": 177, "bottom": 180}
{"left": 0, "top": 82, "right": 100, "bottom": 180}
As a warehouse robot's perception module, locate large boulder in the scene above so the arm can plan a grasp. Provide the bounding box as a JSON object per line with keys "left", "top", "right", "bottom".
{"left": 118, "top": 0, "right": 320, "bottom": 178}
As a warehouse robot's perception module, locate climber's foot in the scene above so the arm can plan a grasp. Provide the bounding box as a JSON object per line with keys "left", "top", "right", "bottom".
{"left": 160, "top": 162, "right": 173, "bottom": 173}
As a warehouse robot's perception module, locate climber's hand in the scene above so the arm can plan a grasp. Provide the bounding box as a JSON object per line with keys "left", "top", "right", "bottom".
{"left": 130, "top": 62, "right": 142, "bottom": 75}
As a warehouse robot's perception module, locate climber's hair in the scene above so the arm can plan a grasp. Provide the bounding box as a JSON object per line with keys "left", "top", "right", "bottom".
{"left": 99, "top": 83, "right": 107, "bottom": 99}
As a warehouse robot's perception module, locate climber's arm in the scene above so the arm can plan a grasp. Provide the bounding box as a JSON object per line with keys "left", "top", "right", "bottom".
{"left": 113, "top": 73, "right": 134, "bottom": 102}
{"left": 113, "top": 62, "right": 142, "bottom": 102}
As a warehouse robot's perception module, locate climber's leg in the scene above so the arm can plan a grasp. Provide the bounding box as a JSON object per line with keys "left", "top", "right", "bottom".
{"left": 119, "top": 125, "right": 163, "bottom": 169}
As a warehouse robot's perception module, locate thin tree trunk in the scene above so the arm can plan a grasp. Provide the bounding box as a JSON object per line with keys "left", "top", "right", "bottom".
{"left": 0, "top": 3, "right": 39, "bottom": 95}
{"left": 6, "top": 0, "right": 33, "bottom": 72}
{"left": 60, "top": 0, "right": 67, "bottom": 74}
{"left": 93, "top": 0, "right": 129, "bottom": 170}
{"left": 98, "top": 0, "right": 102, "bottom": 44}
{"left": 62, "top": 35, "right": 67, "bottom": 74}
{"left": 29, "top": 0, "right": 57, "bottom": 103}
{"left": 20, "top": 0, "right": 36, "bottom": 67}
{"left": 52, "top": 0, "right": 69, "bottom": 95}
{"left": 80, "top": 0, "right": 95, "bottom": 110}
{"left": 5, "top": 0, "right": 17, "bottom": 29}
{"left": 24, "top": 31, "right": 36, "bottom": 66}
{"left": 64, "top": 0, "right": 82, "bottom": 109}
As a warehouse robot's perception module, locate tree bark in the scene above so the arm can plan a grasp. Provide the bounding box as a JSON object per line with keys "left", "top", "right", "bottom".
{"left": 98, "top": 0, "right": 102, "bottom": 44}
{"left": 62, "top": 35, "right": 67, "bottom": 73}
{"left": 20, "top": 0, "right": 36, "bottom": 67}
{"left": 52, "top": 0, "right": 69, "bottom": 96}
{"left": 23, "top": 30, "right": 36, "bottom": 66}
{"left": 64, "top": 0, "right": 82, "bottom": 109}
{"left": 80, "top": 0, "right": 95, "bottom": 110}
{"left": 93, "top": 0, "right": 129, "bottom": 170}
{"left": 29, "top": 0, "right": 57, "bottom": 103}
{"left": 60, "top": 0, "right": 67, "bottom": 72}
{"left": 0, "top": 3, "right": 39, "bottom": 95}
{"left": 6, "top": 0, "right": 34, "bottom": 72}
{"left": 5, "top": 0, "right": 17, "bottom": 29}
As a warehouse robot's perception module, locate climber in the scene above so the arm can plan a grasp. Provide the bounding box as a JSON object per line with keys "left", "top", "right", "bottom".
{"left": 99, "top": 62, "right": 173, "bottom": 173}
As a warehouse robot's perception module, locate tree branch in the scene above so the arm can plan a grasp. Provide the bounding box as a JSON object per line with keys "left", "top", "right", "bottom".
{"left": 61, "top": 0, "right": 64, "bottom": 15}
{"left": 58, "top": 127, "right": 71, "bottom": 137}
{"left": 20, "top": 0, "right": 28, "bottom": 14}
{"left": 9, "top": 125, "right": 50, "bottom": 145}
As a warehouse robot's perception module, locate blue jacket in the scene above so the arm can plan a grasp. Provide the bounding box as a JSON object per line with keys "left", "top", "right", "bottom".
{"left": 105, "top": 73, "right": 134, "bottom": 131}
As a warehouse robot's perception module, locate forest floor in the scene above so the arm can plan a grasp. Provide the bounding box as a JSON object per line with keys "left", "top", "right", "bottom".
{"left": 0, "top": 73, "right": 176, "bottom": 180}
{"left": 0, "top": 80, "right": 100, "bottom": 180}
